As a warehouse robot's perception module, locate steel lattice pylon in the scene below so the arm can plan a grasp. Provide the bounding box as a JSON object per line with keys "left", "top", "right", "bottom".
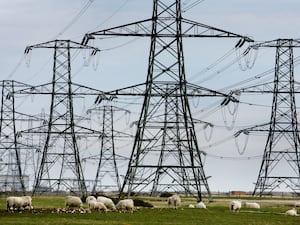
{"left": 236, "top": 39, "right": 300, "bottom": 196}
{"left": 83, "top": 0, "right": 252, "bottom": 200}
{"left": 26, "top": 40, "right": 100, "bottom": 196}
{"left": 254, "top": 39, "right": 300, "bottom": 196}
{"left": 83, "top": 0, "right": 252, "bottom": 201}
{"left": 0, "top": 80, "right": 26, "bottom": 193}
{"left": 88, "top": 104, "right": 130, "bottom": 194}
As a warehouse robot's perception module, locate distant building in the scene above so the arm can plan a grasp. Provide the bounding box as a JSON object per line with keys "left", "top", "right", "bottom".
{"left": 230, "top": 191, "right": 247, "bottom": 196}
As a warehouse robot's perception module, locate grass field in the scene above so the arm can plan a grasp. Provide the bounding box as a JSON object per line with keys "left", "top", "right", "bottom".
{"left": 1, "top": 196, "right": 300, "bottom": 225}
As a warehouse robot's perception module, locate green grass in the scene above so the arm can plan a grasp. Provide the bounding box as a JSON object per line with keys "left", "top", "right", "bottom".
{"left": 0, "top": 196, "right": 300, "bottom": 225}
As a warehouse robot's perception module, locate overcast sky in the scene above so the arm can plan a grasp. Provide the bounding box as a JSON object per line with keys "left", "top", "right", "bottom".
{"left": 1, "top": 0, "right": 300, "bottom": 193}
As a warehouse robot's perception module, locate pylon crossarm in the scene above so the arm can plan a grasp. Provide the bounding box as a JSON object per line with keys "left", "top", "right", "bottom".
{"left": 99, "top": 81, "right": 232, "bottom": 98}
{"left": 25, "top": 39, "right": 100, "bottom": 53}
{"left": 82, "top": 18, "right": 254, "bottom": 44}
{"left": 235, "top": 122, "right": 271, "bottom": 136}
{"left": 81, "top": 18, "right": 154, "bottom": 44}
{"left": 248, "top": 39, "right": 300, "bottom": 49}
{"left": 181, "top": 18, "right": 254, "bottom": 41}
{"left": 233, "top": 81, "right": 274, "bottom": 94}
{"left": 15, "top": 82, "right": 105, "bottom": 96}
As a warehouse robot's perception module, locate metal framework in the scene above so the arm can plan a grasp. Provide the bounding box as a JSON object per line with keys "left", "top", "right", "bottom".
{"left": 23, "top": 40, "right": 101, "bottom": 196}
{"left": 83, "top": 0, "right": 252, "bottom": 201}
{"left": 0, "top": 80, "right": 26, "bottom": 193}
{"left": 87, "top": 104, "right": 130, "bottom": 193}
{"left": 0, "top": 80, "right": 43, "bottom": 193}
{"left": 236, "top": 39, "right": 300, "bottom": 196}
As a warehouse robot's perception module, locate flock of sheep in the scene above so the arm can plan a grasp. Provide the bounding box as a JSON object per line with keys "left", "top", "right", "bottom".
{"left": 228, "top": 199, "right": 298, "bottom": 216}
{"left": 169, "top": 194, "right": 298, "bottom": 217}
{"left": 6, "top": 195, "right": 135, "bottom": 213}
{"left": 5, "top": 194, "right": 299, "bottom": 217}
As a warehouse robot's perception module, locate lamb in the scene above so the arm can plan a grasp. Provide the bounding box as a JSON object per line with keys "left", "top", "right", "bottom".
{"left": 65, "top": 196, "right": 83, "bottom": 208}
{"left": 244, "top": 202, "right": 260, "bottom": 209}
{"left": 167, "top": 194, "right": 181, "bottom": 209}
{"left": 97, "top": 196, "right": 116, "bottom": 211}
{"left": 6, "top": 196, "right": 33, "bottom": 212}
{"left": 88, "top": 200, "right": 107, "bottom": 212}
{"left": 116, "top": 199, "right": 134, "bottom": 212}
{"left": 229, "top": 200, "right": 242, "bottom": 212}
{"left": 285, "top": 208, "right": 297, "bottom": 216}
{"left": 196, "top": 201, "right": 207, "bottom": 209}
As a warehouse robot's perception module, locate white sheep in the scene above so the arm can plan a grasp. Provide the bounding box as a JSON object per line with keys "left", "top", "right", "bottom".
{"left": 167, "top": 194, "right": 181, "bottom": 209}
{"left": 229, "top": 200, "right": 242, "bottom": 212}
{"left": 88, "top": 200, "right": 107, "bottom": 212}
{"left": 294, "top": 201, "right": 300, "bottom": 207}
{"left": 97, "top": 196, "right": 116, "bottom": 211}
{"left": 244, "top": 202, "right": 260, "bottom": 209}
{"left": 6, "top": 196, "right": 33, "bottom": 212}
{"left": 65, "top": 196, "right": 83, "bottom": 208}
{"left": 116, "top": 199, "right": 134, "bottom": 212}
{"left": 196, "top": 201, "right": 207, "bottom": 209}
{"left": 86, "top": 196, "right": 97, "bottom": 203}
{"left": 188, "top": 204, "right": 195, "bottom": 208}
{"left": 285, "top": 208, "right": 297, "bottom": 216}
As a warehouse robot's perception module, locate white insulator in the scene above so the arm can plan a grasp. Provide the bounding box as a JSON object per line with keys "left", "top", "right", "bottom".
{"left": 203, "top": 124, "right": 213, "bottom": 142}
{"left": 221, "top": 106, "right": 237, "bottom": 131}
{"left": 81, "top": 49, "right": 89, "bottom": 66}
{"left": 235, "top": 131, "right": 249, "bottom": 155}
{"left": 92, "top": 52, "right": 100, "bottom": 71}
{"left": 125, "top": 110, "right": 131, "bottom": 125}
{"left": 245, "top": 47, "right": 258, "bottom": 69}
{"left": 25, "top": 51, "right": 32, "bottom": 67}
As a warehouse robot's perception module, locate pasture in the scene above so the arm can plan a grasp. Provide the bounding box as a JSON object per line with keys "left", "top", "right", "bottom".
{"left": 1, "top": 195, "right": 300, "bottom": 225}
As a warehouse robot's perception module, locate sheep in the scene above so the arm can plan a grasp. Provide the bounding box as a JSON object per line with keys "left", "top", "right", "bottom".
{"left": 244, "top": 202, "right": 260, "bottom": 209}
{"left": 88, "top": 200, "right": 108, "bottom": 212}
{"left": 167, "top": 194, "right": 181, "bottom": 209}
{"left": 285, "top": 208, "right": 297, "bottom": 216}
{"left": 97, "top": 196, "right": 116, "bottom": 211}
{"left": 6, "top": 196, "right": 33, "bottom": 212}
{"left": 116, "top": 199, "right": 134, "bottom": 213}
{"left": 188, "top": 204, "right": 195, "bottom": 208}
{"left": 86, "top": 195, "right": 97, "bottom": 203}
{"left": 196, "top": 201, "right": 207, "bottom": 209}
{"left": 229, "top": 200, "right": 242, "bottom": 212}
{"left": 65, "top": 196, "right": 83, "bottom": 208}
{"left": 294, "top": 201, "right": 300, "bottom": 207}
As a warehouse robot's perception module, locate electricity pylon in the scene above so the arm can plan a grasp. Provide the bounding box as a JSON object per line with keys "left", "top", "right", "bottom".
{"left": 0, "top": 80, "right": 26, "bottom": 193}
{"left": 83, "top": 0, "right": 252, "bottom": 200}
{"left": 0, "top": 80, "right": 43, "bottom": 193}
{"left": 235, "top": 39, "right": 300, "bottom": 196}
{"left": 87, "top": 103, "right": 131, "bottom": 193}
{"left": 22, "top": 40, "right": 101, "bottom": 196}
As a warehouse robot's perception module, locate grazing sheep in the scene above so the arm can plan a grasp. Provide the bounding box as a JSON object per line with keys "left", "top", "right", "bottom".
{"left": 167, "top": 194, "right": 181, "bottom": 209}
{"left": 244, "top": 202, "right": 260, "bottom": 209}
{"left": 229, "top": 200, "right": 242, "bottom": 212}
{"left": 86, "top": 196, "right": 97, "bottom": 203}
{"left": 294, "top": 201, "right": 300, "bottom": 207}
{"left": 97, "top": 196, "right": 116, "bottom": 211}
{"left": 88, "top": 200, "right": 107, "bottom": 212}
{"left": 188, "top": 204, "right": 195, "bottom": 208}
{"left": 65, "top": 196, "right": 83, "bottom": 208}
{"left": 196, "top": 201, "right": 207, "bottom": 209}
{"left": 116, "top": 199, "right": 134, "bottom": 212}
{"left": 285, "top": 208, "right": 297, "bottom": 216}
{"left": 6, "top": 196, "right": 33, "bottom": 212}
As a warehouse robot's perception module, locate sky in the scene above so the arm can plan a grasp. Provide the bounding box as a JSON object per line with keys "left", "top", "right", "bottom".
{"left": 1, "top": 0, "right": 300, "bottom": 193}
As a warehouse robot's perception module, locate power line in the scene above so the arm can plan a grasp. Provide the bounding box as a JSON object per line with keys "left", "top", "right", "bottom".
{"left": 53, "top": 0, "right": 95, "bottom": 39}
